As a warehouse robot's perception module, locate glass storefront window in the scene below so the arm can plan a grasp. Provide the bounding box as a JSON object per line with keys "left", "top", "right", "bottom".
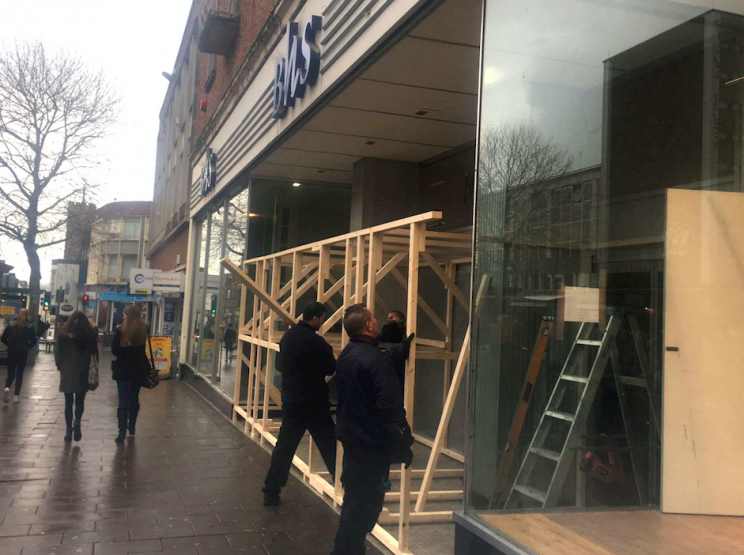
{"left": 468, "top": 0, "right": 744, "bottom": 531}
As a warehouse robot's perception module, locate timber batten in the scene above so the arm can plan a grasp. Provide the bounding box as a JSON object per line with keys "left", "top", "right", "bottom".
{"left": 221, "top": 212, "right": 477, "bottom": 555}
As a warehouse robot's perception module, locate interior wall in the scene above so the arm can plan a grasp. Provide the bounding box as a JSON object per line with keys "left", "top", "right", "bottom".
{"left": 420, "top": 146, "right": 476, "bottom": 231}
{"left": 350, "top": 158, "right": 421, "bottom": 230}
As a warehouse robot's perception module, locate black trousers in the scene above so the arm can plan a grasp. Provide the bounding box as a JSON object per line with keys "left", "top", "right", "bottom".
{"left": 64, "top": 392, "right": 86, "bottom": 427}
{"left": 332, "top": 447, "right": 390, "bottom": 555}
{"left": 263, "top": 403, "right": 336, "bottom": 494}
{"left": 5, "top": 354, "right": 28, "bottom": 395}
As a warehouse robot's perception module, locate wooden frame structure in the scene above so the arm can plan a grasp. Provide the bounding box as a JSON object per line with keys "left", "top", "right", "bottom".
{"left": 221, "top": 212, "right": 479, "bottom": 555}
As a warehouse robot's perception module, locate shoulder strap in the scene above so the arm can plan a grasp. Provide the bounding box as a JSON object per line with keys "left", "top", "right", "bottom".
{"left": 146, "top": 330, "right": 155, "bottom": 369}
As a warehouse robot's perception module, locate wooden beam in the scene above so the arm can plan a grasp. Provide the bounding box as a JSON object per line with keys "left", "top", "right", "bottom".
{"left": 415, "top": 274, "right": 490, "bottom": 513}
{"left": 384, "top": 490, "right": 463, "bottom": 502}
{"left": 221, "top": 257, "right": 296, "bottom": 328}
{"left": 381, "top": 509, "right": 452, "bottom": 525}
{"left": 421, "top": 252, "right": 469, "bottom": 310}
{"left": 355, "top": 236, "right": 365, "bottom": 304}
{"left": 244, "top": 211, "right": 442, "bottom": 264}
{"left": 400, "top": 221, "right": 424, "bottom": 552}
{"left": 367, "top": 232, "right": 382, "bottom": 314}
{"left": 390, "top": 268, "right": 448, "bottom": 337}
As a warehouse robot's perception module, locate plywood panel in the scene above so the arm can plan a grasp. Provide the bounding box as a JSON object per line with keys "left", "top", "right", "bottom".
{"left": 563, "top": 286, "right": 601, "bottom": 323}
{"left": 664, "top": 189, "right": 744, "bottom": 516}
{"left": 480, "top": 511, "right": 744, "bottom": 555}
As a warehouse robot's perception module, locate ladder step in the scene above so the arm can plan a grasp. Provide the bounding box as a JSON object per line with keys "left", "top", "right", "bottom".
{"left": 530, "top": 447, "right": 561, "bottom": 461}
{"left": 619, "top": 376, "right": 647, "bottom": 388}
{"left": 546, "top": 410, "right": 576, "bottom": 422}
{"left": 561, "top": 375, "right": 589, "bottom": 384}
{"left": 513, "top": 485, "right": 547, "bottom": 503}
{"left": 577, "top": 339, "right": 603, "bottom": 347}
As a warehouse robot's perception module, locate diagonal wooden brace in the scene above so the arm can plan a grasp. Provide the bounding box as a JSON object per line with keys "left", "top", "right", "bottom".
{"left": 222, "top": 258, "right": 296, "bottom": 328}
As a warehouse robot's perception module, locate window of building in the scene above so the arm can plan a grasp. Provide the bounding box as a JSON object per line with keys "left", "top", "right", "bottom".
{"left": 107, "top": 255, "right": 119, "bottom": 281}
{"left": 123, "top": 218, "right": 140, "bottom": 240}
{"left": 121, "top": 255, "right": 137, "bottom": 280}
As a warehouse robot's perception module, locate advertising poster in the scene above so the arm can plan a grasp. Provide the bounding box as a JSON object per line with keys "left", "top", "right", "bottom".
{"left": 200, "top": 338, "right": 215, "bottom": 372}
{"left": 146, "top": 336, "right": 172, "bottom": 378}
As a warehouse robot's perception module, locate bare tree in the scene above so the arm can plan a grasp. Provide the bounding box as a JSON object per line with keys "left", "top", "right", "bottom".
{"left": 0, "top": 41, "right": 119, "bottom": 321}
{"left": 479, "top": 122, "right": 573, "bottom": 246}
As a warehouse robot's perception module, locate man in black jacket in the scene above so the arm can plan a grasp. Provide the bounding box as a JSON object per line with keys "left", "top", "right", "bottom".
{"left": 262, "top": 302, "right": 337, "bottom": 506}
{"left": 331, "top": 304, "right": 414, "bottom": 555}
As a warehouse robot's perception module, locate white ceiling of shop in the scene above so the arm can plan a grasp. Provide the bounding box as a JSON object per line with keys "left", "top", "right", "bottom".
{"left": 251, "top": 0, "right": 482, "bottom": 185}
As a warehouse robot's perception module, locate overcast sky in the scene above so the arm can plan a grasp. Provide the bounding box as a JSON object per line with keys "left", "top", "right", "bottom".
{"left": 0, "top": 0, "right": 192, "bottom": 283}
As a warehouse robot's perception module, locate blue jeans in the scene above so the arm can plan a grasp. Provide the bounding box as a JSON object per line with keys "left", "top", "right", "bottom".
{"left": 116, "top": 381, "right": 141, "bottom": 410}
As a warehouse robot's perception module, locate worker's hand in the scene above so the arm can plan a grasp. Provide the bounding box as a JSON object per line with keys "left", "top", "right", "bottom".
{"left": 402, "top": 447, "right": 414, "bottom": 469}
{"left": 403, "top": 333, "right": 415, "bottom": 345}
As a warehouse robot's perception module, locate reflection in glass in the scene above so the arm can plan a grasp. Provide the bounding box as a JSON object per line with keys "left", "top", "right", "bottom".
{"left": 467, "top": 0, "right": 739, "bottom": 526}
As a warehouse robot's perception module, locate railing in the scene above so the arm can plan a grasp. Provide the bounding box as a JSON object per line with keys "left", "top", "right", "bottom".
{"left": 221, "top": 212, "right": 477, "bottom": 555}
{"left": 199, "top": 0, "right": 240, "bottom": 55}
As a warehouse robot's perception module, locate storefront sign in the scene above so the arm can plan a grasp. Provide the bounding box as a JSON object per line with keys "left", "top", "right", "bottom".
{"left": 200, "top": 148, "right": 217, "bottom": 197}
{"left": 59, "top": 304, "right": 75, "bottom": 316}
{"left": 146, "top": 336, "right": 172, "bottom": 378}
{"left": 129, "top": 269, "right": 155, "bottom": 295}
{"left": 99, "top": 292, "right": 151, "bottom": 302}
{"left": 153, "top": 272, "right": 185, "bottom": 293}
{"left": 272, "top": 16, "right": 322, "bottom": 119}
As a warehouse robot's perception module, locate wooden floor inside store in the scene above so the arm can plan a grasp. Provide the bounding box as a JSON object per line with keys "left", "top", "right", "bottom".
{"left": 480, "top": 510, "right": 744, "bottom": 555}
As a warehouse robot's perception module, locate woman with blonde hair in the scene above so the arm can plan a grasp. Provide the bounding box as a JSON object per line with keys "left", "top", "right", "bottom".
{"left": 111, "top": 305, "right": 150, "bottom": 444}
{"left": 55, "top": 311, "right": 98, "bottom": 441}
{"left": 1, "top": 309, "right": 37, "bottom": 404}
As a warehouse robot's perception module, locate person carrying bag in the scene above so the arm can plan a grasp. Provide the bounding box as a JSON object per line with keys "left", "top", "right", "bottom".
{"left": 55, "top": 311, "right": 98, "bottom": 442}
{"left": 111, "top": 305, "right": 156, "bottom": 444}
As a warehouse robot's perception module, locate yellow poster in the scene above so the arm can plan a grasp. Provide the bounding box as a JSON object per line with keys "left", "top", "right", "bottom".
{"left": 147, "top": 336, "right": 172, "bottom": 378}
{"left": 200, "top": 338, "right": 215, "bottom": 372}
{"left": 0, "top": 306, "right": 16, "bottom": 316}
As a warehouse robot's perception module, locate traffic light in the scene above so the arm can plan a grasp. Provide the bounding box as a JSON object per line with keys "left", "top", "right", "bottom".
{"left": 82, "top": 294, "right": 89, "bottom": 305}
{"left": 43, "top": 291, "right": 51, "bottom": 307}
{"left": 43, "top": 305, "right": 49, "bottom": 312}
{"left": 210, "top": 296, "right": 217, "bottom": 316}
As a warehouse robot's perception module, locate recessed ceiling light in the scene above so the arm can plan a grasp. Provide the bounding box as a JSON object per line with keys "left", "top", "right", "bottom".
{"left": 415, "top": 110, "right": 429, "bottom": 116}
{"left": 366, "top": 141, "right": 375, "bottom": 145}
{"left": 292, "top": 182, "right": 301, "bottom": 187}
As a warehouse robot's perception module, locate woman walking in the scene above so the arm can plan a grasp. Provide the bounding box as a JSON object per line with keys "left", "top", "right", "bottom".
{"left": 55, "top": 312, "right": 98, "bottom": 442}
{"left": 2, "top": 309, "right": 37, "bottom": 404}
{"left": 111, "top": 305, "right": 149, "bottom": 444}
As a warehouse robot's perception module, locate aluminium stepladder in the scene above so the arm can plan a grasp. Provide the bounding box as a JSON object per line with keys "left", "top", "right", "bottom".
{"left": 504, "top": 312, "right": 659, "bottom": 509}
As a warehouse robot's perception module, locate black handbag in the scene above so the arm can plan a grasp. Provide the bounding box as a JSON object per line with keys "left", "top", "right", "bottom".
{"left": 145, "top": 332, "right": 160, "bottom": 389}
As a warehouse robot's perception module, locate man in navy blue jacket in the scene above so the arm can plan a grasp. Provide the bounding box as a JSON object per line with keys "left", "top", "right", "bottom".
{"left": 331, "top": 304, "right": 414, "bottom": 555}
{"left": 262, "top": 302, "right": 337, "bottom": 506}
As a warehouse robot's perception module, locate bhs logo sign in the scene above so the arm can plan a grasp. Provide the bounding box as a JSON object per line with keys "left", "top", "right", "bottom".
{"left": 272, "top": 16, "right": 322, "bottom": 119}
{"left": 200, "top": 148, "right": 217, "bottom": 197}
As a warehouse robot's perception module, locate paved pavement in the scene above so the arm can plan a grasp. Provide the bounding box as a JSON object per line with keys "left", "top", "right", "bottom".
{"left": 0, "top": 350, "right": 385, "bottom": 555}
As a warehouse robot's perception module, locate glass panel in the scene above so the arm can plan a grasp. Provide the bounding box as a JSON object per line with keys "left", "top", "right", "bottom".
{"left": 189, "top": 218, "right": 208, "bottom": 367}
{"left": 197, "top": 206, "right": 224, "bottom": 383}
{"left": 120, "top": 255, "right": 137, "bottom": 279}
{"left": 216, "top": 190, "right": 249, "bottom": 397}
{"left": 467, "top": 0, "right": 732, "bottom": 531}
{"left": 123, "top": 218, "right": 140, "bottom": 240}
{"left": 107, "top": 255, "right": 119, "bottom": 281}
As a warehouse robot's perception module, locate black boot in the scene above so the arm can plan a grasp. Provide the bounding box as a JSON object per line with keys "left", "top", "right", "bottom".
{"left": 128, "top": 403, "right": 140, "bottom": 436}
{"left": 115, "top": 408, "right": 127, "bottom": 444}
{"left": 64, "top": 426, "right": 72, "bottom": 442}
{"left": 73, "top": 420, "right": 82, "bottom": 442}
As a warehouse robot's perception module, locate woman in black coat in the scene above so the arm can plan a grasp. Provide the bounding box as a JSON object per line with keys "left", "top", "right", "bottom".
{"left": 55, "top": 312, "right": 98, "bottom": 442}
{"left": 2, "top": 309, "right": 37, "bottom": 404}
{"left": 111, "top": 305, "right": 150, "bottom": 444}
